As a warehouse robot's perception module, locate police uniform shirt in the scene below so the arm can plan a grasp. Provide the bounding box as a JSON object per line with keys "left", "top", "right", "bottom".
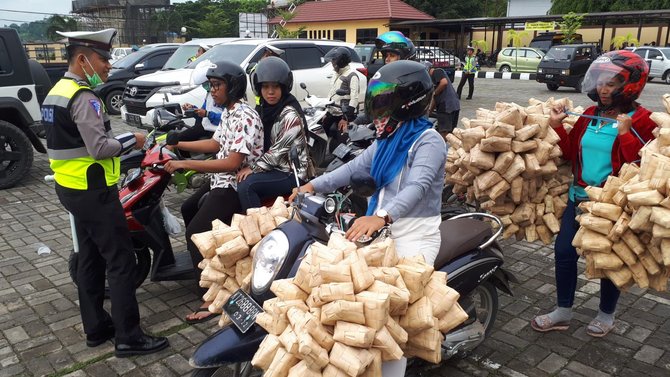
{"left": 64, "top": 72, "right": 122, "bottom": 159}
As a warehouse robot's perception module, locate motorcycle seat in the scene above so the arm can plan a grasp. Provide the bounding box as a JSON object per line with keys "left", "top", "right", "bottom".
{"left": 434, "top": 218, "right": 492, "bottom": 269}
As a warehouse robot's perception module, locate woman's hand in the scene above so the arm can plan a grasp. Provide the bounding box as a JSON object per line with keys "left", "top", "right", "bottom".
{"left": 195, "top": 108, "right": 207, "bottom": 118}
{"left": 182, "top": 103, "right": 194, "bottom": 110}
{"left": 549, "top": 105, "right": 568, "bottom": 129}
{"left": 345, "top": 216, "right": 386, "bottom": 242}
{"left": 164, "top": 160, "right": 186, "bottom": 174}
{"left": 338, "top": 119, "right": 349, "bottom": 133}
{"left": 237, "top": 166, "right": 253, "bottom": 182}
{"left": 616, "top": 113, "right": 633, "bottom": 135}
{"left": 288, "top": 182, "right": 315, "bottom": 202}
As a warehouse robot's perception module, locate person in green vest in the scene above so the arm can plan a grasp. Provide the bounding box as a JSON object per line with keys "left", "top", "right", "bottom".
{"left": 457, "top": 45, "right": 478, "bottom": 100}
{"left": 41, "top": 28, "right": 168, "bottom": 357}
{"left": 187, "top": 42, "right": 211, "bottom": 64}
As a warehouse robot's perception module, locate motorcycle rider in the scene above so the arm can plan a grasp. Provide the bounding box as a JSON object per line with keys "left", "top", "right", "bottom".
{"left": 236, "top": 57, "right": 312, "bottom": 211}
{"left": 42, "top": 28, "right": 168, "bottom": 357}
{"left": 164, "top": 61, "right": 264, "bottom": 324}
{"left": 321, "top": 47, "right": 360, "bottom": 153}
{"left": 291, "top": 61, "right": 447, "bottom": 376}
{"left": 178, "top": 60, "right": 223, "bottom": 143}
{"left": 375, "top": 30, "right": 416, "bottom": 64}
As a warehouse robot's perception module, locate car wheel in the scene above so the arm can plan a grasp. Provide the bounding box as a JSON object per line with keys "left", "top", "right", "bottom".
{"left": 546, "top": 83, "right": 559, "bottom": 91}
{"left": 499, "top": 65, "right": 511, "bottom": 73}
{"left": 664, "top": 71, "right": 670, "bottom": 84}
{"left": 0, "top": 120, "right": 33, "bottom": 189}
{"left": 105, "top": 89, "right": 124, "bottom": 115}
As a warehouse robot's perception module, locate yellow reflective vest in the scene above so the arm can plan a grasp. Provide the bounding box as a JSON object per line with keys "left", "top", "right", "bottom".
{"left": 41, "top": 78, "right": 120, "bottom": 189}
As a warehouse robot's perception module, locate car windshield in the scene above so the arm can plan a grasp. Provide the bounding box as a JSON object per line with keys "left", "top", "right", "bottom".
{"left": 544, "top": 47, "right": 575, "bottom": 61}
{"left": 661, "top": 48, "right": 670, "bottom": 59}
{"left": 185, "top": 44, "right": 256, "bottom": 68}
{"left": 162, "top": 45, "right": 200, "bottom": 70}
{"left": 112, "top": 52, "right": 142, "bottom": 69}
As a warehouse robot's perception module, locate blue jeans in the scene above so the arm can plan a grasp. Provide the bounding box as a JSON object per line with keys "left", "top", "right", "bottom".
{"left": 555, "top": 200, "right": 620, "bottom": 314}
{"left": 237, "top": 170, "right": 298, "bottom": 212}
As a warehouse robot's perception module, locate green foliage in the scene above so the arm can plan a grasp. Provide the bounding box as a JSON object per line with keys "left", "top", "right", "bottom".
{"left": 559, "top": 12, "right": 584, "bottom": 44}
{"left": 612, "top": 33, "right": 639, "bottom": 49}
{"left": 165, "top": 0, "right": 268, "bottom": 38}
{"left": 550, "top": 0, "right": 670, "bottom": 14}
{"left": 506, "top": 29, "right": 529, "bottom": 48}
{"left": 7, "top": 21, "right": 49, "bottom": 42}
{"left": 471, "top": 39, "right": 489, "bottom": 52}
{"left": 405, "top": 0, "right": 507, "bottom": 18}
{"left": 45, "top": 15, "right": 78, "bottom": 41}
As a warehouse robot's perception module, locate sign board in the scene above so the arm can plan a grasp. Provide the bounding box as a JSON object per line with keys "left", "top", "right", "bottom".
{"left": 524, "top": 21, "right": 556, "bottom": 31}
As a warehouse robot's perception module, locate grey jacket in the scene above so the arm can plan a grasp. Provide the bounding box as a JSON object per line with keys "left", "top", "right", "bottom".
{"left": 311, "top": 128, "right": 447, "bottom": 221}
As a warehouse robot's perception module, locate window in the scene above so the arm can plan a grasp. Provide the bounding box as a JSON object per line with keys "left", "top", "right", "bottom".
{"left": 526, "top": 50, "right": 541, "bottom": 59}
{"left": 0, "top": 37, "right": 12, "bottom": 75}
{"left": 143, "top": 53, "right": 171, "bottom": 70}
{"left": 648, "top": 49, "right": 663, "bottom": 60}
{"left": 502, "top": 49, "right": 514, "bottom": 57}
{"left": 286, "top": 47, "right": 323, "bottom": 70}
{"left": 634, "top": 49, "right": 647, "bottom": 59}
{"left": 333, "top": 29, "right": 345, "bottom": 41}
{"left": 298, "top": 30, "right": 307, "bottom": 39}
{"left": 356, "top": 28, "right": 378, "bottom": 44}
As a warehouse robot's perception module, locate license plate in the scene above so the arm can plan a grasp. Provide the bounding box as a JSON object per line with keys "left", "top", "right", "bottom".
{"left": 223, "top": 289, "right": 263, "bottom": 333}
{"left": 545, "top": 74, "right": 553, "bottom": 79}
{"left": 126, "top": 113, "right": 142, "bottom": 127}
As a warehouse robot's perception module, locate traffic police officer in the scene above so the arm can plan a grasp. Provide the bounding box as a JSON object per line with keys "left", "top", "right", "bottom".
{"left": 41, "top": 28, "right": 168, "bottom": 357}
{"left": 457, "top": 45, "right": 478, "bottom": 100}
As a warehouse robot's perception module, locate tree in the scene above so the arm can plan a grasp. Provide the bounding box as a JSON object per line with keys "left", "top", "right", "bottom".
{"left": 274, "top": 9, "right": 306, "bottom": 38}
{"left": 612, "top": 33, "right": 639, "bottom": 49}
{"left": 550, "top": 0, "right": 670, "bottom": 14}
{"left": 471, "top": 39, "right": 489, "bottom": 53}
{"left": 405, "top": 0, "right": 507, "bottom": 19}
{"left": 45, "top": 15, "right": 78, "bottom": 41}
{"left": 506, "top": 29, "right": 529, "bottom": 48}
{"left": 559, "top": 11, "right": 583, "bottom": 44}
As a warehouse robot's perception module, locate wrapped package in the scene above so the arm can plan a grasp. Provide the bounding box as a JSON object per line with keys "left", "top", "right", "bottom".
{"left": 329, "top": 342, "right": 374, "bottom": 377}
{"left": 321, "top": 300, "right": 366, "bottom": 325}
{"left": 333, "top": 321, "right": 376, "bottom": 348}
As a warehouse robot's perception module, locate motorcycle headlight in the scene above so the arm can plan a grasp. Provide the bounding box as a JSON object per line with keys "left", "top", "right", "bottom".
{"left": 157, "top": 84, "right": 198, "bottom": 95}
{"left": 324, "top": 197, "right": 336, "bottom": 214}
{"left": 251, "top": 230, "right": 289, "bottom": 295}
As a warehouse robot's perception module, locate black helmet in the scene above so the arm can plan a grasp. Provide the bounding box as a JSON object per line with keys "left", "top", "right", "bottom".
{"left": 205, "top": 60, "right": 247, "bottom": 104}
{"left": 365, "top": 60, "right": 433, "bottom": 138}
{"left": 375, "top": 31, "right": 416, "bottom": 60}
{"left": 251, "top": 56, "right": 293, "bottom": 96}
{"left": 324, "top": 47, "right": 352, "bottom": 70}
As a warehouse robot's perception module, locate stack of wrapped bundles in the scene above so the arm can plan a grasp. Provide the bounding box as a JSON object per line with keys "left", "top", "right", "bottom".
{"left": 445, "top": 97, "right": 583, "bottom": 244}
{"left": 191, "top": 197, "right": 290, "bottom": 327}
{"left": 573, "top": 108, "right": 670, "bottom": 291}
{"left": 251, "top": 234, "right": 469, "bottom": 376}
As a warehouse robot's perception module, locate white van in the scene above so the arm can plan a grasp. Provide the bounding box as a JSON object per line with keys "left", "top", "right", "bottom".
{"left": 121, "top": 38, "right": 367, "bottom": 129}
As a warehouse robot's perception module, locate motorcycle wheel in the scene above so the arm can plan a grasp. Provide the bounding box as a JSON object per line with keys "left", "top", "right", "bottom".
{"left": 191, "top": 362, "right": 256, "bottom": 377}
{"left": 68, "top": 246, "right": 151, "bottom": 296}
{"left": 472, "top": 281, "right": 499, "bottom": 336}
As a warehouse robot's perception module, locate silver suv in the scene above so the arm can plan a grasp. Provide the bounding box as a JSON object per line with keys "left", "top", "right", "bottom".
{"left": 633, "top": 47, "right": 670, "bottom": 84}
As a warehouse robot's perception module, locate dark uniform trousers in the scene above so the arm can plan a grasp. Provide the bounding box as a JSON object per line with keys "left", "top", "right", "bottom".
{"left": 56, "top": 183, "right": 143, "bottom": 343}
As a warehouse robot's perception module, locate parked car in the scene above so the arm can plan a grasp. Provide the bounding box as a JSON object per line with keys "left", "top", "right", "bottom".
{"left": 496, "top": 47, "right": 545, "bottom": 73}
{"left": 110, "top": 47, "right": 133, "bottom": 62}
{"left": 94, "top": 45, "right": 179, "bottom": 115}
{"left": 415, "top": 46, "right": 460, "bottom": 69}
{"left": 121, "top": 38, "right": 367, "bottom": 129}
{"left": 536, "top": 44, "right": 598, "bottom": 92}
{"left": 354, "top": 43, "right": 383, "bottom": 79}
{"left": 530, "top": 32, "right": 583, "bottom": 53}
{"left": 632, "top": 46, "right": 670, "bottom": 83}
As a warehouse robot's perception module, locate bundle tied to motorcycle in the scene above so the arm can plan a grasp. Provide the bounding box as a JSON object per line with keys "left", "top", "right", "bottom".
{"left": 191, "top": 197, "right": 291, "bottom": 327}
{"left": 445, "top": 97, "right": 584, "bottom": 244}
{"left": 250, "top": 233, "right": 467, "bottom": 376}
{"left": 572, "top": 93, "right": 670, "bottom": 292}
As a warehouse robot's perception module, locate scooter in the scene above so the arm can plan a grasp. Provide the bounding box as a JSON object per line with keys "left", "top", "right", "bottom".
{"left": 188, "top": 151, "right": 516, "bottom": 377}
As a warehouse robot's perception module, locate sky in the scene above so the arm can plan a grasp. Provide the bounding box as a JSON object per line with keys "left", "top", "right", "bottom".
{"left": 0, "top": 0, "right": 189, "bottom": 26}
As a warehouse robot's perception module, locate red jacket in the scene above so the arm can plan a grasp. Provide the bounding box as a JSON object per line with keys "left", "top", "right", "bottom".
{"left": 554, "top": 105, "right": 657, "bottom": 188}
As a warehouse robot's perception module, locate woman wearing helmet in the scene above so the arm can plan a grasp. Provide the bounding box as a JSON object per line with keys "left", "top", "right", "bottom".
{"left": 165, "top": 60, "right": 264, "bottom": 324}
{"left": 235, "top": 57, "right": 311, "bottom": 211}
{"left": 292, "top": 61, "right": 446, "bottom": 375}
{"left": 531, "top": 50, "right": 656, "bottom": 338}
{"left": 375, "top": 30, "right": 416, "bottom": 64}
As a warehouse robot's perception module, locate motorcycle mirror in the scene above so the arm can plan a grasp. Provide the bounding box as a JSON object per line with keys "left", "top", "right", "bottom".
{"left": 350, "top": 172, "right": 376, "bottom": 197}
{"left": 300, "top": 82, "right": 307, "bottom": 90}
{"left": 289, "top": 146, "right": 301, "bottom": 170}
{"left": 166, "top": 130, "right": 180, "bottom": 146}
{"left": 335, "top": 88, "right": 348, "bottom": 96}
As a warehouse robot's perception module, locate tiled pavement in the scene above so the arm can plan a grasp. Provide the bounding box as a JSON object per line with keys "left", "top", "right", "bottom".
{"left": 3, "top": 80, "right": 670, "bottom": 376}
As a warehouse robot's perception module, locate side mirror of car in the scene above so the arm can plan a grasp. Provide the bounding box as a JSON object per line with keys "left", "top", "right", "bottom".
{"left": 134, "top": 63, "right": 145, "bottom": 71}
{"left": 350, "top": 172, "right": 377, "bottom": 197}
{"left": 656, "top": 56, "right": 664, "bottom": 60}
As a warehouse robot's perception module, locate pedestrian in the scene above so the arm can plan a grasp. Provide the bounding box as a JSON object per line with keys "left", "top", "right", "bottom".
{"left": 321, "top": 47, "right": 361, "bottom": 153}
{"left": 423, "top": 61, "right": 460, "bottom": 137}
{"left": 42, "top": 28, "right": 168, "bottom": 357}
{"left": 531, "top": 51, "right": 655, "bottom": 337}
{"left": 236, "top": 57, "right": 312, "bottom": 211}
{"left": 164, "top": 61, "right": 264, "bottom": 324}
{"left": 457, "top": 46, "right": 478, "bottom": 100}
{"left": 291, "top": 61, "right": 447, "bottom": 376}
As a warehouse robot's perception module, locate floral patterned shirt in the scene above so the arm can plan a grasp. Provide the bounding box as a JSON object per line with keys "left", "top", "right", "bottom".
{"left": 210, "top": 102, "right": 263, "bottom": 190}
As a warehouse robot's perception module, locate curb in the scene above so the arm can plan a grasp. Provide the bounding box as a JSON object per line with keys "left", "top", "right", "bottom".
{"left": 454, "top": 71, "right": 537, "bottom": 81}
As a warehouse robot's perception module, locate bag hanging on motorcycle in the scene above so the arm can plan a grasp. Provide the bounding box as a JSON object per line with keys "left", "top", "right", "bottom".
{"left": 160, "top": 200, "right": 182, "bottom": 236}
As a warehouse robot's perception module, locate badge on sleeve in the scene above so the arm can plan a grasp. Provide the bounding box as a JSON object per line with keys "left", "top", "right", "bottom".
{"left": 89, "top": 99, "right": 102, "bottom": 118}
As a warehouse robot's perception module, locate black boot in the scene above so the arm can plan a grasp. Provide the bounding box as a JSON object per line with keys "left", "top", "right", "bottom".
{"left": 115, "top": 334, "right": 169, "bottom": 358}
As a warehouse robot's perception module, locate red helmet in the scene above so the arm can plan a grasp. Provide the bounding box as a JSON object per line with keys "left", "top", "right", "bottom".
{"left": 582, "top": 50, "right": 649, "bottom": 107}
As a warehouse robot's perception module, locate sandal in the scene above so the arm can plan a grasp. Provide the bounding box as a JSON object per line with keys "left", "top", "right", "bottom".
{"left": 530, "top": 314, "right": 570, "bottom": 333}
{"left": 586, "top": 319, "right": 614, "bottom": 338}
{"left": 185, "top": 306, "right": 216, "bottom": 324}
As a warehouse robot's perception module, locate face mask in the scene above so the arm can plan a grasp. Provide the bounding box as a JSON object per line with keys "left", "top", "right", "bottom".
{"left": 373, "top": 115, "right": 398, "bottom": 139}
{"left": 82, "top": 56, "right": 103, "bottom": 88}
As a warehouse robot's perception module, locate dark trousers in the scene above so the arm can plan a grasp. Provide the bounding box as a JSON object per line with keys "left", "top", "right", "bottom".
{"left": 434, "top": 110, "right": 459, "bottom": 134}
{"left": 237, "top": 170, "right": 299, "bottom": 212}
{"left": 181, "top": 185, "right": 241, "bottom": 272}
{"left": 56, "top": 184, "right": 143, "bottom": 344}
{"left": 322, "top": 113, "right": 348, "bottom": 153}
{"left": 457, "top": 73, "right": 475, "bottom": 99}
{"left": 555, "top": 200, "right": 620, "bottom": 314}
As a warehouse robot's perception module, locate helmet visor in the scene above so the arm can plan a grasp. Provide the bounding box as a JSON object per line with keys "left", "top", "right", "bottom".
{"left": 375, "top": 31, "right": 408, "bottom": 49}
{"left": 582, "top": 61, "right": 627, "bottom": 100}
{"left": 365, "top": 80, "right": 399, "bottom": 120}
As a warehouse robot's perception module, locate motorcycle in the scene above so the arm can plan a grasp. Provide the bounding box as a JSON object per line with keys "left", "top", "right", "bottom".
{"left": 188, "top": 150, "right": 516, "bottom": 376}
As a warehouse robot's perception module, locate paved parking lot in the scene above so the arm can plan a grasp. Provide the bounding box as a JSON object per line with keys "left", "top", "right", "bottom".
{"left": 2, "top": 78, "right": 670, "bottom": 376}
